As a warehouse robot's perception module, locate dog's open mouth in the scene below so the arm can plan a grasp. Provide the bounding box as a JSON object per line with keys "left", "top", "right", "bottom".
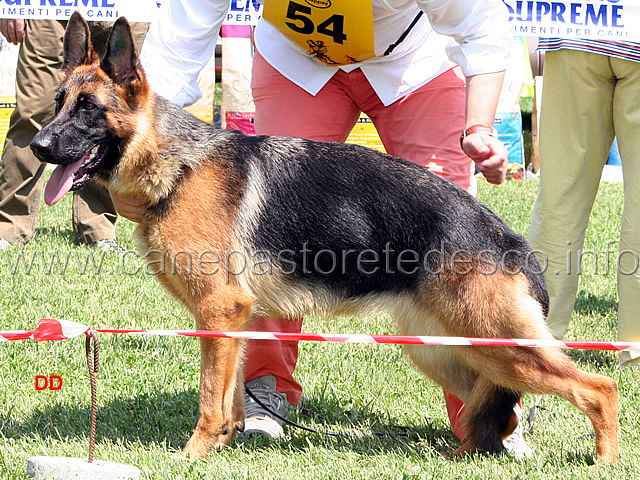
{"left": 44, "top": 145, "right": 107, "bottom": 206}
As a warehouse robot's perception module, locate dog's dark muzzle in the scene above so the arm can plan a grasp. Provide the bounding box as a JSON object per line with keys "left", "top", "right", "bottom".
{"left": 30, "top": 129, "right": 56, "bottom": 164}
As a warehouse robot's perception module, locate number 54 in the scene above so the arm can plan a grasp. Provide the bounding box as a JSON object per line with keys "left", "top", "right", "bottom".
{"left": 285, "top": 1, "right": 348, "bottom": 44}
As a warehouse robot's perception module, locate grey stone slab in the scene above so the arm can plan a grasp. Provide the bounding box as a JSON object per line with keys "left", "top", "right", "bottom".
{"left": 26, "top": 456, "right": 141, "bottom": 480}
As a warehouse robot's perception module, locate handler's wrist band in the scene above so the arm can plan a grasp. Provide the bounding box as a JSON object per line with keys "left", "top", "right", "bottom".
{"left": 460, "top": 125, "right": 498, "bottom": 148}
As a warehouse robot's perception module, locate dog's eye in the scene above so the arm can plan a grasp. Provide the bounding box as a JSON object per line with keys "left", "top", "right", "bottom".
{"left": 54, "top": 91, "right": 65, "bottom": 115}
{"left": 77, "top": 94, "right": 97, "bottom": 111}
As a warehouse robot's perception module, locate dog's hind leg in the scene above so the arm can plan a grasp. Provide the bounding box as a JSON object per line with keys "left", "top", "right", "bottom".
{"left": 396, "top": 304, "right": 495, "bottom": 450}
{"left": 433, "top": 272, "right": 619, "bottom": 464}
{"left": 470, "top": 346, "right": 619, "bottom": 463}
{"left": 405, "top": 340, "right": 522, "bottom": 456}
{"left": 182, "top": 286, "right": 254, "bottom": 458}
{"left": 398, "top": 309, "right": 519, "bottom": 457}
{"left": 451, "top": 377, "right": 520, "bottom": 457}
{"left": 455, "top": 345, "right": 619, "bottom": 463}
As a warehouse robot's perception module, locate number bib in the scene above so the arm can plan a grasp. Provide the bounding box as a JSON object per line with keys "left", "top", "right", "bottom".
{"left": 263, "top": 0, "right": 375, "bottom": 65}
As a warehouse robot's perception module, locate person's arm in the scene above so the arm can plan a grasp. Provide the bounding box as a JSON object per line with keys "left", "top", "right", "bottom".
{"left": 0, "top": 19, "right": 27, "bottom": 45}
{"left": 462, "top": 71, "right": 508, "bottom": 184}
{"left": 114, "top": 0, "right": 229, "bottom": 221}
{"left": 140, "top": 0, "right": 230, "bottom": 106}
{"left": 418, "top": 0, "right": 510, "bottom": 76}
{"left": 418, "top": 0, "right": 510, "bottom": 184}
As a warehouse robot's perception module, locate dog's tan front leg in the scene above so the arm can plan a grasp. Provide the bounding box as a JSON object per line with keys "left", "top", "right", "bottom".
{"left": 183, "top": 336, "right": 245, "bottom": 457}
{"left": 182, "top": 290, "right": 252, "bottom": 458}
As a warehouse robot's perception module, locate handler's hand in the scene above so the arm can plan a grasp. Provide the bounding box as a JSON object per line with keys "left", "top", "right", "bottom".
{"left": 110, "top": 191, "right": 147, "bottom": 223}
{"left": 0, "top": 19, "right": 27, "bottom": 45}
{"left": 461, "top": 133, "right": 508, "bottom": 185}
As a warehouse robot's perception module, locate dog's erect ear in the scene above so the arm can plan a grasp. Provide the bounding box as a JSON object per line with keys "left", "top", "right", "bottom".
{"left": 100, "top": 17, "right": 142, "bottom": 92}
{"left": 62, "top": 12, "right": 97, "bottom": 74}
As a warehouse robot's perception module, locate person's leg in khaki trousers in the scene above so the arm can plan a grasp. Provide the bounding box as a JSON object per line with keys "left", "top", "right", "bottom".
{"left": 528, "top": 49, "right": 640, "bottom": 367}
{"left": 0, "top": 19, "right": 147, "bottom": 246}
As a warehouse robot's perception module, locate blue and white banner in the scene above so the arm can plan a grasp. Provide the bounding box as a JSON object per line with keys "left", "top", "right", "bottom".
{"left": 0, "top": 0, "right": 161, "bottom": 23}
{"left": 504, "top": 0, "right": 640, "bottom": 41}
{"left": 0, "top": 0, "right": 265, "bottom": 24}
{"left": 224, "top": 0, "right": 262, "bottom": 26}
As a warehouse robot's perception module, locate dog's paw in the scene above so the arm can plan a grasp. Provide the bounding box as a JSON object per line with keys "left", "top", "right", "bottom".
{"left": 181, "top": 443, "right": 209, "bottom": 459}
{"left": 182, "top": 431, "right": 214, "bottom": 458}
{"left": 182, "top": 423, "right": 238, "bottom": 458}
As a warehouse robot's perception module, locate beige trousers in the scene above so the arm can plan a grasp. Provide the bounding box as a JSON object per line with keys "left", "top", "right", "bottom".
{"left": 528, "top": 48, "right": 640, "bottom": 366}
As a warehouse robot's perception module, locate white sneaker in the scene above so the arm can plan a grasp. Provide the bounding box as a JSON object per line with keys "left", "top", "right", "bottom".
{"left": 243, "top": 375, "right": 289, "bottom": 440}
{"left": 619, "top": 351, "right": 640, "bottom": 369}
{"left": 503, "top": 403, "right": 533, "bottom": 460}
{"left": 92, "top": 238, "right": 126, "bottom": 255}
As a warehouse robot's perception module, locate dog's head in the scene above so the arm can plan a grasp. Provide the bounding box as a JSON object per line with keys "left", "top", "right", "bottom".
{"left": 31, "top": 12, "right": 148, "bottom": 206}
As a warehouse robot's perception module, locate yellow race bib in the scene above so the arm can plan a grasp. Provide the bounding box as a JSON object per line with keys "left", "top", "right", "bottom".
{"left": 263, "top": 0, "right": 375, "bottom": 65}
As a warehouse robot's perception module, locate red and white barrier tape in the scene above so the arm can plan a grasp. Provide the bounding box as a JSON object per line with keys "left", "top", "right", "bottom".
{"left": 0, "top": 318, "right": 89, "bottom": 342}
{"left": 1, "top": 319, "right": 639, "bottom": 351}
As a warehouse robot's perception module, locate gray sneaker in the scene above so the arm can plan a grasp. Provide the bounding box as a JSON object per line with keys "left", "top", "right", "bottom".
{"left": 0, "top": 238, "right": 10, "bottom": 250}
{"left": 503, "top": 403, "right": 533, "bottom": 460}
{"left": 93, "top": 238, "right": 126, "bottom": 255}
{"left": 243, "top": 375, "right": 289, "bottom": 440}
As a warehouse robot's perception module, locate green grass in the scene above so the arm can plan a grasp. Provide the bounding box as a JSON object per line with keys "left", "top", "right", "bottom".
{"left": 1, "top": 179, "right": 638, "bottom": 479}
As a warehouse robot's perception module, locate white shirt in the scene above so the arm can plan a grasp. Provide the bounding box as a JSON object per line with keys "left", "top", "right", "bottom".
{"left": 140, "top": 0, "right": 510, "bottom": 107}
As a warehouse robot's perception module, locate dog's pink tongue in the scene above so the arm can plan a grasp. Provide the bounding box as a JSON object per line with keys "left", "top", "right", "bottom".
{"left": 44, "top": 157, "right": 85, "bottom": 206}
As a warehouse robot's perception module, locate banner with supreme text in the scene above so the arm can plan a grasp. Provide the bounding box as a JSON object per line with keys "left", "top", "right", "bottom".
{"left": 504, "top": 0, "right": 639, "bottom": 41}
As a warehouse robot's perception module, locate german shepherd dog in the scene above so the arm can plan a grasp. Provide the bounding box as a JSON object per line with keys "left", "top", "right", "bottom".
{"left": 31, "top": 13, "right": 619, "bottom": 463}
